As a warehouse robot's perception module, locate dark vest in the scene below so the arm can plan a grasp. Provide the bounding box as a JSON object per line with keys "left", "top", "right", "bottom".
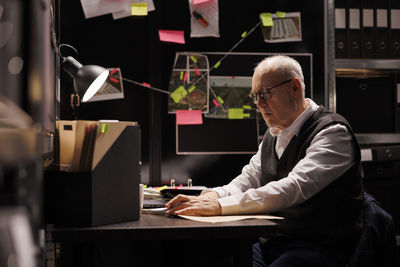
{"left": 261, "top": 106, "right": 364, "bottom": 251}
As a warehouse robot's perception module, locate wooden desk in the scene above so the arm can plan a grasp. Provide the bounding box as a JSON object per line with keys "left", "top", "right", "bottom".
{"left": 46, "top": 214, "right": 277, "bottom": 267}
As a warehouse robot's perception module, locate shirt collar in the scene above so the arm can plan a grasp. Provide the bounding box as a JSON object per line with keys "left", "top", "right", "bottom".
{"left": 269, "top": 98, "right": 319, "bottom": 137}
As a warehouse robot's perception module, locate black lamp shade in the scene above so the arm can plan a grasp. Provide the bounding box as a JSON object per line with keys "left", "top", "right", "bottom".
{"left": 62, "top": 56, "right": 109, "bottom": 102}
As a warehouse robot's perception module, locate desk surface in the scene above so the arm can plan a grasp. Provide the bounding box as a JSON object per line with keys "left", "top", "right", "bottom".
{"left": 47, "top": 214, "right": 277, "bottom": 242}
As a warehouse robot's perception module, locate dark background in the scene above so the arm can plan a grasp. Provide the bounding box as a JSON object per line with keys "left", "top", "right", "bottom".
{"left": 57, "top": 0, "right": 326, "bottom": 187}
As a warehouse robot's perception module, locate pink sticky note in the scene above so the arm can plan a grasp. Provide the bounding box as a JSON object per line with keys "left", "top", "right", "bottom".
{"left": 158, "top": 30, "right": 185, "bottom": 44}
{"left": 142, "top": 82, "right": 151, "bottom": 87}
{"left": 176, "top": 110, "right": 203, "bottom": 125}
{"left": 193, "top": 0, "right": 213, "bottom": 5}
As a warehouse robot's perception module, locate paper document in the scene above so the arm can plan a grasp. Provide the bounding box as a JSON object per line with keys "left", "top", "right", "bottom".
{"left": 179, "top": 214, "right": 283, "bottom": 223}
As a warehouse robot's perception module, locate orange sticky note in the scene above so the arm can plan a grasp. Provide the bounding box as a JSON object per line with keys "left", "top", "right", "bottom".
{"left": 176, "top": 110, "right": 203, "bottom": 125}
{"left": 158, "top": 30, "right": 185, "bottom": 44}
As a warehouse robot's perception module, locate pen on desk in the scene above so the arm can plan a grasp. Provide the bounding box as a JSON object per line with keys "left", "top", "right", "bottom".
{"left": 192, "top": 10, "right": 209, "bottom": 27}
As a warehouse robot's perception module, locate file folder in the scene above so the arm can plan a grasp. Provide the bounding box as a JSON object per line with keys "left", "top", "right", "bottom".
{"left": 361, "top": 0, "right": 376, "bottom": 58}
{"left": 348, "top": 0, "right": 362, "bottom": 58}
{"left": 335, "top": 0, "right": 348, "bottom": 58}
{"left": 390, "top": 0, "right": 400, "bottom": 58}
{"left": 375, "top": 0, "right": 390, "bottom": 58}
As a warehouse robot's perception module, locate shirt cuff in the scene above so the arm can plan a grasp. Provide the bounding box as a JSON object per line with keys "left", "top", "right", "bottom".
{"left": 217, "top": 195, "right": 242, "bottom": 215}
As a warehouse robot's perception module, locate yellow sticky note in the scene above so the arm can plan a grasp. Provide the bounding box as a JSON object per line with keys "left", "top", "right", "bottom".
{"left": 190, "top": 56, "right": 198, "bottom": 63}
{"left": 156, "top": 185, "right": 168, "bottom": 191}
{"left": 241, "top": 31, "right": 247, "bottom": 38}
{"left": 131, "top": 3, "right": 147, "bottom": 16}
{"left": 171, "top": 86, "right": 188, "bottom": 103}
{"left": 228, "top": 108, "right": 244, "bottom": 119}
{"left": 214, "top": 61, "right": 221, "bottom": 68}
{"left": 100, "top": 123, "right": 109, "bottom": 133}
{"left": 242, "top": 105, "right": 251, "bottom": 110}
{"left": 217, "top": 96, "right": 224, "bottom": 104}
{"left": 188, "top": 85, "right": 196, "bottom": 93}
{"left": 260, "top": 13, "right": 273, "bottom": 26}
{"left": 276, "top": 11, "right": 286, "bottom": 18}
{"left": 243, "top": 113, "right": 250, "bottom": 118}
{"left": 180, "top": 71, "right": 184, "bottom": 80}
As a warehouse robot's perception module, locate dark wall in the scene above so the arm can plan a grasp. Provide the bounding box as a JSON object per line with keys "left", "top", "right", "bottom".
{"left": 58, "top": 0, "right": 326, "bottom": 186}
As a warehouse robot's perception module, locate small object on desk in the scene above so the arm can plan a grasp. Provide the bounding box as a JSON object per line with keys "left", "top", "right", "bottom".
{"left": 192, "top": 10, "right": 209, "bottom": 27}
{"left": 160, "top": 186, "right": 207, "bottom": 199}
{"left": 187, "top": 178, "right": 192, "bottom": 187}
{"left": 170, "top": 178, "right": 175, "bottom": 187}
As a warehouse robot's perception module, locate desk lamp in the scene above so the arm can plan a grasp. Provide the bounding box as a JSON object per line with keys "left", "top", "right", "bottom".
{"left": 62, "top": 56, "right": 109, "bottom": 103}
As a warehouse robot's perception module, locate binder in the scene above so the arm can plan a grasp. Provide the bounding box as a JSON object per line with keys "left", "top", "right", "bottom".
{"left": 348, "top": 0, "right": 362, "bottom": 58}
{"left": 335, "top": 0, "right": 348, "bottom": 58}
{"left": 375, "top": 0, "right": 390, "bottom": 58}
{"left": 389, "top": 0, "right": 400, "bottom": 58}
{"left": 361, "top": 0, "right": 376, "bottom": 58}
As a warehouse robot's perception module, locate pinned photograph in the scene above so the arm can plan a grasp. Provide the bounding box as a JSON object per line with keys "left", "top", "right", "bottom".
{"left": 260, "top": 12, "right": 302, "bottom": 43}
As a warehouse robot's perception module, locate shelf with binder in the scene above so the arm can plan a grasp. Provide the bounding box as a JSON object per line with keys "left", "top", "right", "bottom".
{"left": 335, "top": 59, "right": 400, "bottom": 69}
{"left": 45, "top": 121, "right": 141, "bottom": 227}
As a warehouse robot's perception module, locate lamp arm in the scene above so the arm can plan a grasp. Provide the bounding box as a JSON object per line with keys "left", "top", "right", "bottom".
{"left": 121, "top": 77, "right": 171, "bottom": 95}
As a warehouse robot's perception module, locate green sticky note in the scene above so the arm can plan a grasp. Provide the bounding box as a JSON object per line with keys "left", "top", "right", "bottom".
{"left": 100, "top": 123, "right": 109, "bottom": 133}
{"left": 171, "top": 86, "right": 188, "bottom": 103}
{"left": 243, "top": 113, "right": 250, "bottom": 118}
{"left": 241, "top": 31, "right": 247, "bottom": 38}
{"left": 260, "top": 13, "right": 273, "bottom": 26}
{"left": 242, "top": 105, "right": 251, "bottom": 109}
{"left": 228, "top": 108, "right": 244, "bottom": 119}
{"left": 214, "top": 61, "right": 221, "bottom": 68}
{"left": 217, "top": 96, "right": 224, "bottom": 104}
{"left": 180, "top": 71, "right": 184, "bottom": 80}
{"left": 188, "top": 85, "right": 196, "bottom": 93}
{"left": 190, "top": 56, "right": 198, "bottom": 63}
{"left": 131, "top": 3, "right": 147, "bottom": 16}
{"left": 276, "top": 11, "right": 286, "bottom": 18}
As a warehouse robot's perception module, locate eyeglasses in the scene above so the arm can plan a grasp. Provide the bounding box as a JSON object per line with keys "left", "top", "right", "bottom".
{"left": 249, "top": 79, "right": 293, "bottom": 104}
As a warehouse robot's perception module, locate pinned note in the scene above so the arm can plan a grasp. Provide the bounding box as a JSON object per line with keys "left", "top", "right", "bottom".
{"left": 142, "top": 82, "right": 151, "bottom": 87}
{"left": 110, "top": 77, "right": 119, "bottom": 83}
{"left": 183, "top": 72, "right": 188, "bottom": 82}
{"left": 188, "top": 85, "right": 196, "bottom": 93}
{"left": 241, "top": 31, "right": 247, "bottom": 38}
{"left": 176, "top": 109, "right": 203, "bottom": 125}
{"left": 242, "top": 105, "right": 251, "bottom": 109}
{"left": 190, "top": 55, "right": 198, "bottom": 63}
{"left": 228, "top": 108, "right": 244, "bottom": 119}
{"left": 212, "top": 98, "right": 220, "bottom": 107}
{"left": 171, "top": 86, "right": 188, "bottom": 103}
{"left": 180, "top": 71, "right": 184, "bottom": 80}
{"left": 158, "top": 30, "right": 185, "bottom": 44}
{"left": 131, "top": 3, "right": 147, "bottom": 16}
{"left": 217, "top": 96, "right": 224, "bottom": 104}
{"left": 276, "top": 11, "right": 286, "bottom": 18}
{"left": 260, "top": 13, "right": 273, "bottom": 26}
{"left": 194, "top": 67, "right": 201, "bottom": 76}
{"left": 213, "top": 61, "right": 221, "bottom": 68}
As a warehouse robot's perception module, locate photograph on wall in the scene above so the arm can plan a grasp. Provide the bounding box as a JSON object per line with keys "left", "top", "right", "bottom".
{"left": 86, "top": 68, "right": 124, "bottom": 102}
{"left": 168, "top": 52, "right": 209, "bottom": 113}
{"left": 260, "top": 12, "right": 302, "bottom": 43}
{"left": 206, "top": 76, "right": 256, "bottom": 119}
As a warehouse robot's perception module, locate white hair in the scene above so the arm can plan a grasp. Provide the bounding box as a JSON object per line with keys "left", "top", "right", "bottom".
{"left": 254, "top": 55, "right": 305, "bottom": 94}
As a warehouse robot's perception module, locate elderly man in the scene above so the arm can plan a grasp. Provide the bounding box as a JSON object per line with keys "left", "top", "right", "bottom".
{"left": 166, "top": 55, "right": 364, "bottom": 266}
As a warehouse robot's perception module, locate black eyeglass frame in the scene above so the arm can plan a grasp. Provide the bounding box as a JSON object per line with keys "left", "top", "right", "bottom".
{"left": 249, "top": 79, "right": 293, "bottom": 104}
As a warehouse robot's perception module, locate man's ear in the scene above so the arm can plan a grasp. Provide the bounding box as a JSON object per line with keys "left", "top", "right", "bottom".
{"left": 291, "top": 78, "right": 302, "bottom": 94}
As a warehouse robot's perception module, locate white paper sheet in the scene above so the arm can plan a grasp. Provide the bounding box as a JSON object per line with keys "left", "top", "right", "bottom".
{"left": 179, "top": 214, "right": 283, "bottom": 223}
{"left": 80, "top": 0, "right": 129, "bottom": 19}
{"left": 188, "top": 0, "right": 220, "bottom": 38}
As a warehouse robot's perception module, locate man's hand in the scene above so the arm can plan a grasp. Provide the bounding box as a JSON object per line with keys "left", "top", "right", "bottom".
{"left": 166, "top": 192, "right": 221, "bottom": 216}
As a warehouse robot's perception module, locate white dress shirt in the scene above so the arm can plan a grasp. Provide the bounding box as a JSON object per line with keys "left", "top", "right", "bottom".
{"left": 211, "top": 99, "right": 356, "bottom": 215}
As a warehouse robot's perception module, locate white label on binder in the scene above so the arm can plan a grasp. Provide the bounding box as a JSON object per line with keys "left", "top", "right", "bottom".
{"left": 391, "top": 9, "right": 400, "bottom": 29}
{"left": 361, "top": 149, "right": 373, "bottom": 162}
{"left": 397, "top": 84, "right": 400, "bottom": 104}
{"left": 335, "top": 8, "right": 346, "bottom": 29}
{"left": 377, "top": 9, "right": 388, "bottom": 28}
{"left": 349, "top": 9, "right": 360, "bottom": 29}
{"left": 363, "top": 9, "right": 373, "bottom": 27}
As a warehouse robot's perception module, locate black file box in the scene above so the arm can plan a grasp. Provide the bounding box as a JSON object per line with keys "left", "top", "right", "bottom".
{"left": 45, "top": 125, "right": 141, "bottom": 227}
